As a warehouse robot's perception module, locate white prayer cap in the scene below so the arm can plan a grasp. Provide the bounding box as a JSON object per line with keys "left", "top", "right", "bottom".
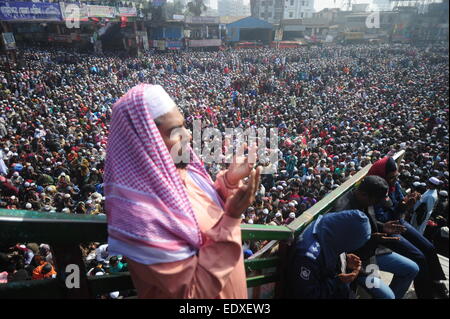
{"left": 275, "top": 212, "right": 282, "bottom": 218}
{"left": 289, "top": 212, "right": 296, "bottom": 219}
{"left": 247, "top": 219, "right": 254, "bottom": 224}
{"left": 429, "top": 177, "right": 442, "bottom": 186}
{"left": 143, "top": 85, "right": 177, "bottom": 120}
{"left": 263, "top": 208, "right": 269, "bottom": 215}
{"left": 109, "top": 291, "right": 120, "bottom": 299}
{"left": 439, "top": 191, "right": 448, "bottom": 197}
{"left": 25, "top": 203, "right": 32, "bottom": 209}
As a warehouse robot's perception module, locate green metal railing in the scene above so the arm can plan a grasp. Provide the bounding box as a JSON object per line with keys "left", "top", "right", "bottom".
{"left": 0, "top": 151, "right": 405, "bottom": 298}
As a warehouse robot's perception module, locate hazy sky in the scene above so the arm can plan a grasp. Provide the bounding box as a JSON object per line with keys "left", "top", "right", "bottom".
{"left": 172, "top": 0, "right": 443, "bottom": 12}
{"left": 202, "top": 0, "right": 371, "bottom": 11}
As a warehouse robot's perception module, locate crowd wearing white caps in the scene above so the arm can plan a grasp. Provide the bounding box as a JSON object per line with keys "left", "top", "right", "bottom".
{"left": 0, "top": 44, "right": 448, "bottom": 252}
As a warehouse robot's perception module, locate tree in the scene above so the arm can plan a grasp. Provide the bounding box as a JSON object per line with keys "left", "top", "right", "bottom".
{"left": 187, "top": 0, "right": 207, "bottom": 17}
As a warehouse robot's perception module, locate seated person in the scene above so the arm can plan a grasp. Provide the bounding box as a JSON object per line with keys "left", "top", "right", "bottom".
{"left": 285, "top": 210, "right": 371, "bottom": 299}
{"left": 32, "top": 262, "right": 56, "bottom": 280}
{"left": 109, "top": 256, "right": 128, "bottom": 274}
{"left": 333, "top": 176, "right": 419, "bottom": 299}
{"left": 368, "top": 157, "right": 448, "bottom": 299}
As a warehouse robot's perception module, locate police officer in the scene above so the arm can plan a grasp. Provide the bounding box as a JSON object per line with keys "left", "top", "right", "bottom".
{"left": 285, "top": 210, "right": 371, "bottom": 299}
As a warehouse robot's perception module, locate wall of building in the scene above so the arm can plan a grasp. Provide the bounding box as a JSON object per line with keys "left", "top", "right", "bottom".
{"left": 283, "top": 0, "right": 315, "bottom": 20}
{"left": 218, "top": 0, "right": 251, "bottom": 17}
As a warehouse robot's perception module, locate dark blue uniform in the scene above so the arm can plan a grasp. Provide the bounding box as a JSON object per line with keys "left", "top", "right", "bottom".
{"left": 286, "top": 217, "right": 350, "bottom": 299}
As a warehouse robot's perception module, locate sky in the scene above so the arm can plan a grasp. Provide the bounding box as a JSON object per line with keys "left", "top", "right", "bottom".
{"left": 204, "top": 0, "right": 371, "bottom": 11}
{"left": 169, "top": 0, "right": 443, "bottom": 12}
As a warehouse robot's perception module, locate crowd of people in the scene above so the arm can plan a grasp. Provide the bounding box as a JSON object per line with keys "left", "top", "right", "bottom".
{"left": 0, "top": 43, "right": 448, "bottom": 298}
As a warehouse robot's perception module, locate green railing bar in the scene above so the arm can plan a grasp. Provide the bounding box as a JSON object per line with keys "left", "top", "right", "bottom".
{"left": 248, "top": 150, "right": 406, "bottom": 258}
{"left": 0, "top": 278, "right": 65, "bottom": 299}
{"left": 241, "top": 224, "right": 293, "bottom": 241}
{"left": 244, "top": 257, "right": 279, "bottom": 272}
{"left": 0, "top": 210, "right": 108, "bottom": 245}
{"left": 246, "top": 274, "right": 279, "bottom": 288}
{"left": 0, "top": 212, "right": 292, "bottom": 244}
{"left": 288, "top": 164, "right": 371, "bottom": 237}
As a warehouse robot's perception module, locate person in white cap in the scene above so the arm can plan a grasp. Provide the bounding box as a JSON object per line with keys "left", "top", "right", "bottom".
{"left": 285, "top": 212, "right": 296, "bottom": 224}
{"left": 411, "top": 177, "right": 442, "bottom": 234}
{"left": 272, "top": 212, "right": 284, "bottom": 225}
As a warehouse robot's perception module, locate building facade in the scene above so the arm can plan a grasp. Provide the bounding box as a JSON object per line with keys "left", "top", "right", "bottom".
{"left": 283, "top": 0, "right": 315, "bottom": 20}
{"left": 251, "top": 0, "right": 285, "bottom": 24}
{"left": 218, "top": 0, "right": 251, "bottom": 17}
{"left": 251, "top": 0, "right": 314, "bottom": 24}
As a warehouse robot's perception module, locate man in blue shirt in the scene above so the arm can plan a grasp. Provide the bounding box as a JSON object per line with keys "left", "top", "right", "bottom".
{"left": 411, "top": 177, "right": 442, "bottom": 234}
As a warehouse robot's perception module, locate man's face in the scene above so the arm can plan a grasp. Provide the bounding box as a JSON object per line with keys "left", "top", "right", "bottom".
{"left": 155, "top": 108, "right": 192, "bottom": 169}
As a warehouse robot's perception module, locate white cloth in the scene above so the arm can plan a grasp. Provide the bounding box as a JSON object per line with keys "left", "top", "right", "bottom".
{"left": 142, "top": 85, "right": 176, "bottom": 119}
{"left": 412, "top": 189, "right": 438, "bottom": 234}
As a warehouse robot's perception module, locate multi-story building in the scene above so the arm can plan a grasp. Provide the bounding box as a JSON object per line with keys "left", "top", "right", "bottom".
{"left": 251, "top": 0, "right": 315, "bottom": 24}
{"left": 218, "top": 0, "right": 251, "bottom": 17}
{"left": 283, "top": 0, "right": 315, "bottom": 19}
{"left": 250, "top": 0, "right": 285, "bottom": 24}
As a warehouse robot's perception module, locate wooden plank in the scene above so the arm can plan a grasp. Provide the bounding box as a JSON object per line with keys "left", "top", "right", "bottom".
{"left": 249, "top": 240, "right": 278, "bottom": 260}
{"left": 438, "top": 254, "right": 449, "bottom": 280}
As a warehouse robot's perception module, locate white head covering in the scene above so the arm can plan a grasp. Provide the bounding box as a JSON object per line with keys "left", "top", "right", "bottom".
{"left": 143, "top": 85, "right": 177, "bottom": 119}
{"left": 429, "top": 177, "right": 442, "bottom": 186}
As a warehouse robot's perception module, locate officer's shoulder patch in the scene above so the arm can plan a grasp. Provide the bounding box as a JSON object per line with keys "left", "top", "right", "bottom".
{"left": 300, "top": 266, "right": 311, "bottom": 281}
{"left": 305, "top": 241, "right": 321, "bottom": 260}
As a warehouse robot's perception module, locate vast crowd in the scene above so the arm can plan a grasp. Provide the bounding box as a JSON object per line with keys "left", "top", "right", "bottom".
{"left": 0, "top": 43, "right": 448, "bottom": 289}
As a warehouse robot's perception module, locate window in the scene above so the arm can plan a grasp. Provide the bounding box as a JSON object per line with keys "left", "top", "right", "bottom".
{"left": 261, "top": 12, "right": 265, "bottom": 18}
{"left": 290, "top": 0, "right": 294, "bottom": 6}
{"left": 268, "top": 12, "right": 272, "bottom": 17}
{"left": 300, "top": 12, "right": 304, "bottom": 18}
{"left": 289, "top": 11, "right": 294, "bottom": 18}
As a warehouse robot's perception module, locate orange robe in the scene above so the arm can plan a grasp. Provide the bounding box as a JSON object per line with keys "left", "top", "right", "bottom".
{"left": 127, "top": 170, "right": 247, "bottom": 299}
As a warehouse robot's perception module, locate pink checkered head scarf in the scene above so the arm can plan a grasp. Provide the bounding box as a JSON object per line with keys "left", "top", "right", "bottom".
{"left": 105, "top": 84, "right": 209, "bottom": 265}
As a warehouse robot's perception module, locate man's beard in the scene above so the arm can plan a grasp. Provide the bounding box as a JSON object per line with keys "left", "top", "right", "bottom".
{"left": 175, "top": 162, "right": 189, "bottom": 169}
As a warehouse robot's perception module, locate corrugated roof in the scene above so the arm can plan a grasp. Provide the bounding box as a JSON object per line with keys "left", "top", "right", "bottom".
{"left": 226, "top": 16, "right": 273, "bottom": 29}
{"left": 219, "top": 16, "right": 249, "bottom": 24}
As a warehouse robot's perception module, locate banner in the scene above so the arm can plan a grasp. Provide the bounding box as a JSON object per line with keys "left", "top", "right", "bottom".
{"left": 86, "top": 5, "right": 116, "bottom": 18}
{"left": 166, "top": 40, "right": 183, "bottom": 50}
{"left": 153, "top": 40, "right": 166, "bottom": 50}
{"left": 118, "top": 7, "right": 137, "bottom": 17}
{"left": 188, "top": 39, "right": 222, "bottom": 47}
{"left": 274, "top": 28, "right": 283, "bottom": 41}
{"left": 1, "top": 32, "right": 16, "bottom": 50}
{"left": 59, "top": 2, "right": 88, "bottom": 22}
{"left": 185, "top": 16, "right": 219, "bottom": 24}
{"left": 0, "top": 1, "right": 62, "bottom": 21}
